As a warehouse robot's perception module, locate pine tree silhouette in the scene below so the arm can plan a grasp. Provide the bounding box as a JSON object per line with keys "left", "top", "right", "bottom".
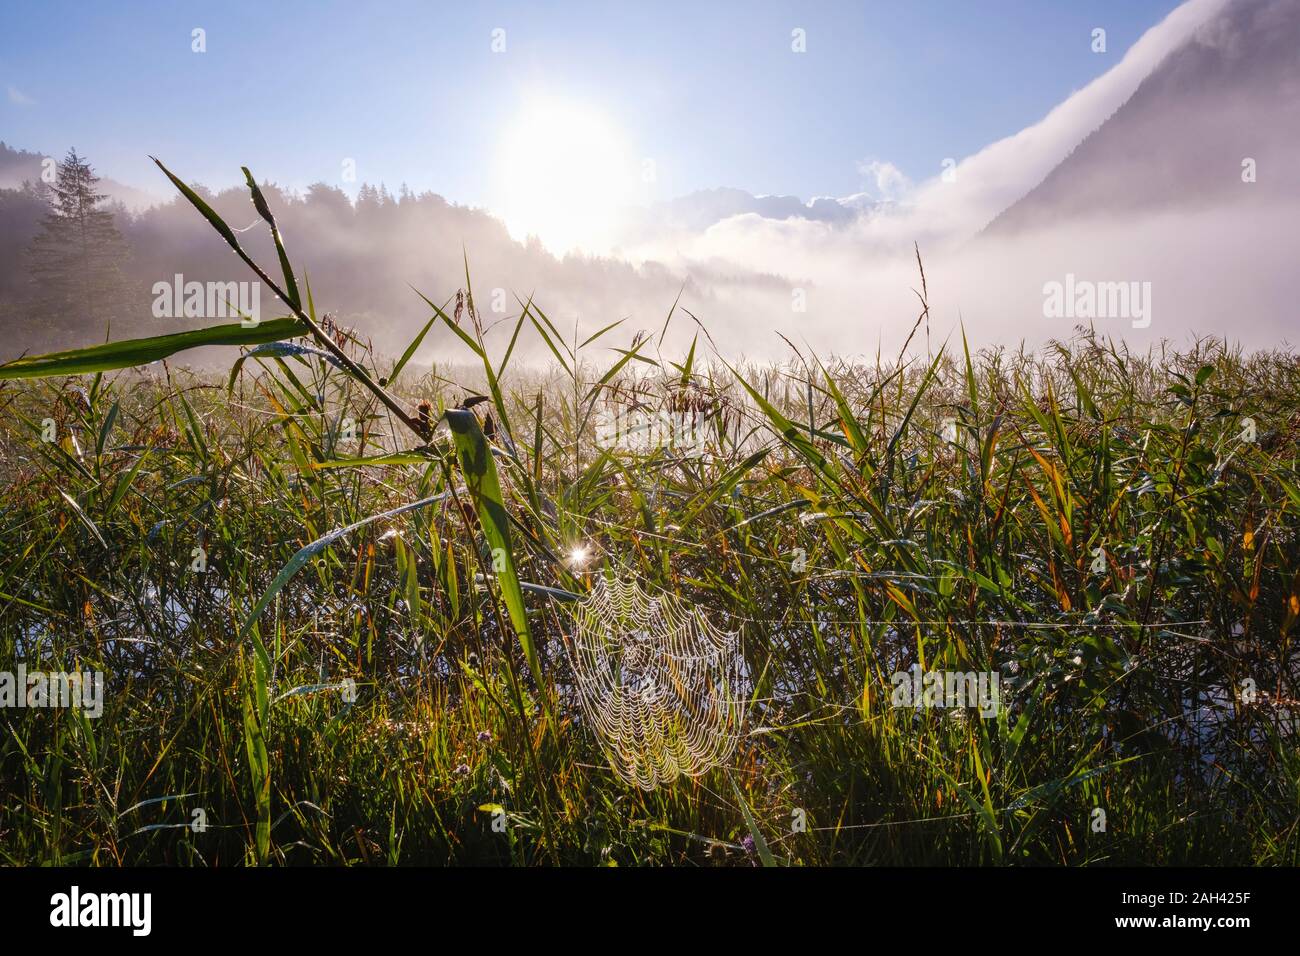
{"left": 26, "top": 148, "right": 131, "bottom": 339}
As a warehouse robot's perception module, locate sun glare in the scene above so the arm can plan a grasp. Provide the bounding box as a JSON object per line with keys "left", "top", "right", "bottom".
{"left": 495, "top": 97, "right": 636, "bottom": 256}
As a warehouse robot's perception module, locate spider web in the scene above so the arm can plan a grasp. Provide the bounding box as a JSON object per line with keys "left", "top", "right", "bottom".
{"left": 568, "top": 576, "right": 746, "bottom": 789}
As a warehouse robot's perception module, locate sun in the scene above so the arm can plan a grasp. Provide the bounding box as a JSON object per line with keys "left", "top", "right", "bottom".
{"left": 494, "top": 96, "right": 637, "bottom": 256}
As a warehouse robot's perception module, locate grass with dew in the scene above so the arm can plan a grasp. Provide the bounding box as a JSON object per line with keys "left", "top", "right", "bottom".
{"left": 0, "top": 164, "right": 1297, "bottom": 866}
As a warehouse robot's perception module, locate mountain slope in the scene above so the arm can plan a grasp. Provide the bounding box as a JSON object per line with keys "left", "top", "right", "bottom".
{"left": 985, "top": 0, "right": 1300, "bottom": 236}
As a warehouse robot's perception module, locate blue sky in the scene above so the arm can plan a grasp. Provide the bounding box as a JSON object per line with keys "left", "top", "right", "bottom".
{"left": 2, "top": 0, "right": 1184, "bottom": 205}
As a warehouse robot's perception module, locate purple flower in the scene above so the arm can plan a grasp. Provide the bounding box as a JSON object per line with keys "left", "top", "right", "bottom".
{"left": 476, "top": 730, "right": 493, "bottom": 744}
{"left": 455, "top": 763, "right": 471, "bottom": 776}
{"left": 741, "top": 835, "right": 755, "bottom": 855}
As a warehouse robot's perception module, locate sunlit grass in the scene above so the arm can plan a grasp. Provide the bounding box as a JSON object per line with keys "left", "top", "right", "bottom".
{"left": 0, "top": 164, "right": 1296, "bottom": 866}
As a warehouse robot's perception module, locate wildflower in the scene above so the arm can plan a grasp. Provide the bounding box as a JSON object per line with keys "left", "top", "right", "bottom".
{"left": 476, "top": 730, "right": 493, "bottom": 744}
{"left": 741, "top": 835, "right": 755, "bottom": 856}
{"left": 455, "top": 763, "right": 471, "bottom": 776}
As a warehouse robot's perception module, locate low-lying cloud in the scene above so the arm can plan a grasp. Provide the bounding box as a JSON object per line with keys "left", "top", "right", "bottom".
{"left": 590, "top": 0, "right": 1295, "bottom": 360}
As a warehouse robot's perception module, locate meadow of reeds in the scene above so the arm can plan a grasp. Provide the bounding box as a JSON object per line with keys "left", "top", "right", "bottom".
{"left": 0, "top": 165, "right": 1297, "bottom": 866}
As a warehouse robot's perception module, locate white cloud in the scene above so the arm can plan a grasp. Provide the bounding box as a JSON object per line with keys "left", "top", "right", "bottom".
{"left": 6, "top": 85, "right": 35, "bottom": 106}
{"left": 856, "top": 159, "right": 911, "bottom": 201}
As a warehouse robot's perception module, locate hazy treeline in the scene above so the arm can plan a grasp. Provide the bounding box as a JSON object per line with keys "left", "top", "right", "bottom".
{"left": 0, "top": 143, "right": 700, "bottom": 361}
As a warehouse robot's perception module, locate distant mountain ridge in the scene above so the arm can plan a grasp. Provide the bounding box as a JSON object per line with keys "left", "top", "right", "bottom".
{"left": 984, "top": 0, "right": 1300, "bottom": 236}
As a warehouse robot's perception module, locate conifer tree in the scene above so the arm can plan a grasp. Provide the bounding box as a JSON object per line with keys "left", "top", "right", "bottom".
{"left": 26, "top": 148, "right": 131, "bottom": 336}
